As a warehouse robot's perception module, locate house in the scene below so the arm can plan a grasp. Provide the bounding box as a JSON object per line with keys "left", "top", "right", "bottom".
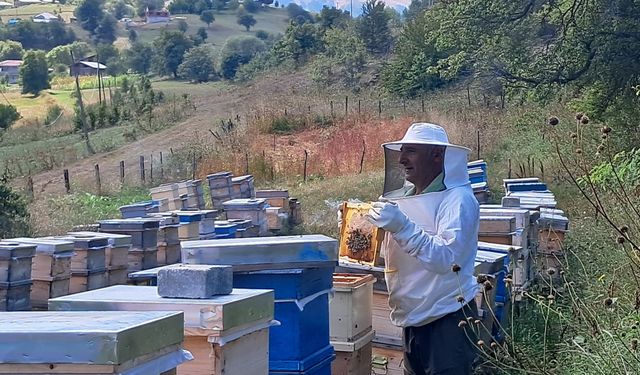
{"left": 70, "top": 60, "right": 107, "bottom": 77}
{"left": 145, "top": 9, "right": 170, "bottom": 24}
{"left": 0, "top": 60, "right": 22, "bottom": 84}
{"left": 0, "top": 2, "right": 13, "bottom": 8}
{"left": 33, "top": 12, "right": 60, "bottom": 23}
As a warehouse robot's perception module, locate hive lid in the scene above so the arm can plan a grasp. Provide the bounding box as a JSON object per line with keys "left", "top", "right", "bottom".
{"left": 46, "top": 234, "right": 109, "bottom": 249}
{"left": 99, "top": 218, "right": 161, "bottom": 230}
{"left": 0, "top": 311, "right": 183, "bottom": 365}
{"left": 68, "top": 231, "right": 132, "bottom": 247}
{"left": 0, "top": 241, "right": 35, "bottom": 259}
{"left": 181, "top": 235, "right": 338, "bottom": 271}
{"left": 8, "top": 237, "right": 74, "bottom": 254}
{"left": 222, "top": 198, "right": 266, "bottom": 210}
{"left": 49, "top": 285, "right": 274, "bottom": 334}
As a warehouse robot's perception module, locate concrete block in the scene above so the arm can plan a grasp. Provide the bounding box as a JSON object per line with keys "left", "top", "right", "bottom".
{"left": 158, "top": 264, "right": 232, "bottom": 298}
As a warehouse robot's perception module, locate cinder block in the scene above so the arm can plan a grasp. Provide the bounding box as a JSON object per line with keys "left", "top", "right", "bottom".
{"left": 158, "top": 264, "right": 232, "bottom": 298}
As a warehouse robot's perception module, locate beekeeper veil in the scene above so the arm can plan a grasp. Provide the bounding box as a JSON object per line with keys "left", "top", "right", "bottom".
{"left": 382, "top": 123, "right": 471, "bottom": 198}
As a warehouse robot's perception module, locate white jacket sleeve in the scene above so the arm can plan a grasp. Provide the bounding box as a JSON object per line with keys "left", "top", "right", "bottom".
{"left": 389, "top": 195, "right": 479, "bottom": 275}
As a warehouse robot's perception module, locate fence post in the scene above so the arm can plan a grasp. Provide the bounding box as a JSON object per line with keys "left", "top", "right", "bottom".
{"left": 345, "top": 96, "right": 348, "bottom": 116}
{"left": 119, "top": 161, "right": 125, "bottom": 185}
{"left": 476, "top": 130, "right": 481, "bottom": 160}
{"left": 378, "top": 100, "right": 382, "bottom": 116}
{"left": 26, "top": 176, "right": 34, "bottom": 200}
{"left": 421, "top": 97, "right": 425, "bottom": 112}
{"left": 359, "top": 140, "right": 366, "bottom": 174}
{"left": 303, "top": 150, "right": 308, "bottom": 183}
{"left": 245, "top": 152, "right": 249, "bottom": 175}
{"left": 508, "top": 159, "right": 512, "bottom": 179}
{"left": 330, "top": 101, "right": 334, "bottom": 117}
{"left": 358, "top": 100, "right": 361, "bottom": 115}
{"left": 159, "top": 152, "right": 164, "bottom": 180}
{"left": 94, "top": 164, "right": 101, "bottom": 195}
{"left": 191, "top": 153, "right": 196, "bottom": 180}
{"left": 139, "top": 155, "right": 145, "bottom": 185}
{"left": 149, "top": 154, "right": 153, "bottom": 183}
{"left": 63, "top": 169, "right": 70, "bottom": 194}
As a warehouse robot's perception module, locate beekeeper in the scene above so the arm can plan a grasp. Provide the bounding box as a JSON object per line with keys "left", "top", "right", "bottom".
{"left": 366, "top": 122, "right": 479, "bottom": 375}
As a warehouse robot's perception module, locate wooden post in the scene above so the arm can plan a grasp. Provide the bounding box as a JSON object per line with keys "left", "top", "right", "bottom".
{"left": 467, "top": 85, "right": 471, "bottom": 106}
{"left": 273, "top": 134, "right": 276, "bottom": 151}
{"left": 345, "top": 96, "right": 348, "bottom": 116}
{"left": 172, "top": 93, "right": 177, "bottom": 118}
{"left": 94, "top": 164, "right": 101, "bottom": 195}
{"left": 139, "top": 155, "right": 145, "bottom": 184}
{"left": 245, "top": 152, "right": 249, "bottom": 175}
{"left": 119, "top": 161, "right": 125, "bottom": 185}
{"left": 149, "top": 154, "right": 153, "bottom": 183}
{"left": 378, "top": 100, "right": 382, "bottom": 115}
{"left": 508, "top": 159, "right": 512, "bottom": 179}
{"left": 421, "top": 97, "right": 425, "bottom": 112}
{"left": 26, "top": 176, "right": 33, "bottom": 200}
{"left": 358, "top": 100, "right": 361, "bottom": 114}
{"left": 330, "top": 101, "right": 334, "bottom": 117}
{"left": 303, "top": 150, "right": 308, "bottom": 183}
{"left": 359, "top": 140, "right": 366, "bottom": 174}
{"left": 191, "top": 153, "right": 196, "bottom": 180}
{"left": 63, "top": 169, "right": 70, "bottom": 194}
{"left": 476, "top": 130, "right": 481, "bottom": 160}
{"left": 159, "top": 152, "right": 164, "bottom": 180}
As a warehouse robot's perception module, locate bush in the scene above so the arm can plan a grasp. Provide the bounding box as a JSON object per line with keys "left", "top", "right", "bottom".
{"left": 44, "top": 105, "right": 63, "bottom": 125}
{"left": 255, "top": 30, "right": 269, "bottom": 40}
{"left": 0, "top": 173, "right": 30, "bottom": 237}
{"left": 0, "top": 104, "right": 20, "bottom": 129}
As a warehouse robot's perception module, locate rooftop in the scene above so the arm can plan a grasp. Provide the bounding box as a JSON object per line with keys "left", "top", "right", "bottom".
{"left": 0, "top": 60, "right": 23, "bottom": 67}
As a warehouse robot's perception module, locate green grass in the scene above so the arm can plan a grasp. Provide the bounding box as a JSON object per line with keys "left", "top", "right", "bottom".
{"left": 32, "top": 187, "right": 151, "bottom": 235}
{"left": 0, "top": 3, "right": 75, "bottom": 21}
{"left": 135, "top": 8, "right": 289, "bottom": 54}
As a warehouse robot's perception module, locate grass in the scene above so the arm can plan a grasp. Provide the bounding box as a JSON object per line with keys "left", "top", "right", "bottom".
{"left": 0, "top": 3, "right": 75, "bottom": 21}
{"left": 31, "top": 187, "right": 151, "bottom": 235}
{"left": 134, "top": 8, "right": 290, "bottom": 54}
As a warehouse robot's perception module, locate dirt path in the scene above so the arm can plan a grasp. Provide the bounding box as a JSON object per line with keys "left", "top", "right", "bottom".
{"left": 24, "top": 73, "right": 311, "bottom": 198}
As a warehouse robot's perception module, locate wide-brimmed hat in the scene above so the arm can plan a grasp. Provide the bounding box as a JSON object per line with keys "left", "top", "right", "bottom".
{"left": 382, "top": 123, "right": 470, "bottom": 152}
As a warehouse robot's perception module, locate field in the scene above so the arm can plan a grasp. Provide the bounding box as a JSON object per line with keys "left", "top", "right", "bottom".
{"left": 0, "top": 3, "right": 75, "bottom": 21}
{"left": 133, "top": 8, "right": 290, "bottom": 53}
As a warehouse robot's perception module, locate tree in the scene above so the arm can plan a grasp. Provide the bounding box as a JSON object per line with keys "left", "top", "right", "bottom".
{"left": 3, "top": 21, "right": 76, "bottom": 50}
{"left": 178, "top": 19, "right": 189, "bottom": 32}
{"left": 286, "top": 3, "right": 313, "bottom": 24}
{"left": 219, "top": 35, "right": 266, "bottom": 78}
{"left": 20, "top": 50, "right": 49, "bottom": 95}
{"left": 317, "top": 6, "right": 350, "bottom": 33}
{"left": 357, "top": 0, "right": 392, "bottom": 55}
{"left": 237, "top": 13, "right": 257, "bottom": 31}
{"left": 242, "top": 0, "right": 259, "bottom": 13}
{"left": 178, "top": 45, "right": 215, "bottom": 82}
{"left": 196, "top": 27, "right": 208, "bottom": 42}
{"left": 95, "top": 14, "right": 117, "bottom": 43}
{"left": 0, "top": 41, "right": 24, "bottom": 61}
{"left": 0, "top": 174, "right": 30, "bottom": 238}
{"left": 136, "top": 0, "right": 163, "bottom": 16}
{"left": 153, "top": 30, "right": 194, "bottom": 78}
{"left": 111, "top": 0, "right": 133, "bottom": 20}
{"left": 200, "top": 10, "right": 215, "bottom": 28}
{"left": 273, "top": 22, "right": 322, "bottom": 63}
{"left": 126, "top": 42, "right": 154, "bottom": 73}
{"left": 0, "top": 104, "right": 20, "bottom": 129}
{"left": 311, "top": 26, "right": 368, "bottom": 88}
{"left": 212, "top": 0, "right": 225, "bottom": 10}
{"left": 46, "top": 42, "right": 91, "bottom": 66}
{"left": 75, "top": 0, "right": 104, "bottom": 34}
{"left": 128, "top": 28, "right": 138, "bottom": 42}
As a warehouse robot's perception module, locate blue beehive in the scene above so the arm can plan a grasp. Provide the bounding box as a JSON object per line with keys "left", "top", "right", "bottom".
{"left": 468, "top": 167, "right": 487, "bottom": 184}
{"left": 505, "top": 182, "right": 548, "bottom": 193}
{"left": 214, "top": 220, "right": 238, "bottom": 239}
{"left": 233, "top": 267, "right": 334, "bottom": 372}
{"left": 269, "top": 351, "right": 335, "bottom": 375}
{"left": 119, "top": 201, "right": 160, "bottom": 219}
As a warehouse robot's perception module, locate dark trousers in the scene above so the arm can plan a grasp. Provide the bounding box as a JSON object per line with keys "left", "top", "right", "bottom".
{"left": 403, "top": 303, "right": 478, "bottom": 375}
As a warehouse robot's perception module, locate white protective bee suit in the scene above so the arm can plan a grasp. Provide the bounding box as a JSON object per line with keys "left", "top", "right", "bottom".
{"left": 368, "top": 123, "right": 479, "bottom": 328}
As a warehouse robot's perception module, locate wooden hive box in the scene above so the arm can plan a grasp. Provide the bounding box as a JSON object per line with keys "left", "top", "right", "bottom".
{"left": 49, "top": 285, "right": 274, "bottom": 375}
{"left": 9, "top": 238, "right": 74, "bottom": 308}
{"left": 0, "top": 311, "right": 188, "bottom": 374}
{"left": 371, "top": 291, "right": 402, "bottom": 349}
{"left": 339, "top": 202, "right": 385, "bottom": 267}
{"left": 332, "top": 330, "right": 375, "bottom": 375}
{"left": 0, "top": 242, "right": 36, "bottom": 312}
{"left": 68, "top": 231, "right": 131, "bottom": 286}
{"left": 330, "top": 273, "right": 375, "bottom": 343}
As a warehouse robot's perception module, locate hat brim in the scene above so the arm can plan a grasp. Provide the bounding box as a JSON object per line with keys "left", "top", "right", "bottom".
{"left": 382, "top": 140, "right": 471, "bottom": 152}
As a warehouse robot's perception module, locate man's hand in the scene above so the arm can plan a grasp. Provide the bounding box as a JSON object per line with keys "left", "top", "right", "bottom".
{"left": 365, "top": 201, "right": 409, "bottom": 233}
